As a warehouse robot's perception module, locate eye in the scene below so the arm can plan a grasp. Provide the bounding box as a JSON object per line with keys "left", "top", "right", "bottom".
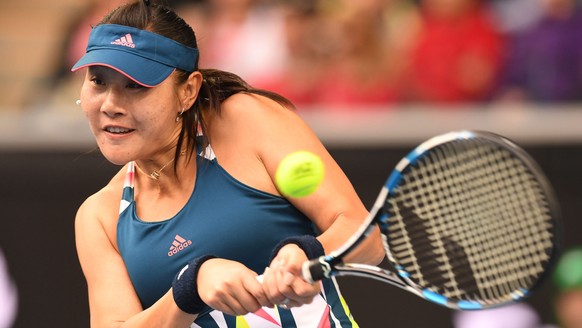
{"left": 90, "top": 76, "right": 105, "bottom": 86}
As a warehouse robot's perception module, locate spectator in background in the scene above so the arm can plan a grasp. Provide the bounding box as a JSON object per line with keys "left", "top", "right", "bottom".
{"left": 552, "top": 246, "right": 582, "bottom": 328}
{"left": 402, "top": 0, "right": 505, "bottom": 103}
{"left": 195, "top": 0, "right": 289, "bottom": 88}
{"left": 311, "top": 0, "right": 409, "bottom": 107}
{"left": 487, "top": 0, "right": 544, "bottom": 34}
{"left": 250, "top": 0, "right": 327, "bottom": 106}
{"left": 0, "top": 249, "right": 17, "bottom": 328}
{"left": 494, "top": 0, "right": 582, "bottom": 103}
{"left": 201, "top": 0, "right": 423, "bottom": 109}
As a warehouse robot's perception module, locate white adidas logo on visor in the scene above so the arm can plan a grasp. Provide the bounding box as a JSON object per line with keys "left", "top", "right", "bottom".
{"left": 111, "top": 33, "right": 136, "bottom": 48}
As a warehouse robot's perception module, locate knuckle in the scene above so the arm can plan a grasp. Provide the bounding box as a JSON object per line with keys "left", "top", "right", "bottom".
{"left": 204, "top": 294, "right": 220, "bottom": 307}
{"left": 295, "top": 285, "right": 319, "bottom": 298}
{"left": 246, "top": 303, "right": 261, "bottom": 313}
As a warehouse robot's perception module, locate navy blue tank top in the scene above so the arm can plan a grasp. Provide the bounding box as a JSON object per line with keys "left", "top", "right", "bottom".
{"left": 117, "top": 148, "right": 358, "bottom": 327}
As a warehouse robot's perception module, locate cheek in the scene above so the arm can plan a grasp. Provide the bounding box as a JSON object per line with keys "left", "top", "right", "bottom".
{"left": 80, "top": 99, "right": 100, "bottom": 129}
{"left": 79, "top": 84, "right": 98, "bottom": 116}
{"left": 135, "top": 106, "right": 176, "bottom": 136}
{"left": 139, "top": 96, "right": 179, "bottom": 125}
{"left": 79, "top": 80, "right": 92, "bottom": 101}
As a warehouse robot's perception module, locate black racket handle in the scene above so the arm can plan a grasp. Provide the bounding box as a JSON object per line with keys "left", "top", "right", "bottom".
{"left": 302, "top": 257, "right": 329, "bottom": 283}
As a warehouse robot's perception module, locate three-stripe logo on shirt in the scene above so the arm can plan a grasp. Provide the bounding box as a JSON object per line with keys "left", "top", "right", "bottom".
{"left": 168, "top": 234, "right": 192, "bottom": 257}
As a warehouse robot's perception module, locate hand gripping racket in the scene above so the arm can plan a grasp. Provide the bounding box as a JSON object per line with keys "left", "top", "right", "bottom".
{"left": 302, "top": 130, "right": 560, "bottom": 310}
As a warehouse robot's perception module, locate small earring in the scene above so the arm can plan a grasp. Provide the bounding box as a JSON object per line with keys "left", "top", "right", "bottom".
{"left": 75, "top": 100, "right": 81, "bottom": 106}
{"left": 176, "top": 108, "right": 185, "bottom": 122}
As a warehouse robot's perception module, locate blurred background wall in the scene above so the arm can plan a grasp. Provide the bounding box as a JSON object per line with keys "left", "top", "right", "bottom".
{"left": 1, "top": 0, "right": 582, "bottom": 327}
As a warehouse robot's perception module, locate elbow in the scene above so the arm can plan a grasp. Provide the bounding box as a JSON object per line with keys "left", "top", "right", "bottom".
{"left": 371, "top": 246, "right": 386, "bottom": 266}
{"left": 370, "top": 239, "right": 386, "bottom": 266}
{"left": 367, "top": 229, "right": 386, "bottom": 265}
{"left": 353, "top": 229, "right": 385, "bottom": 265}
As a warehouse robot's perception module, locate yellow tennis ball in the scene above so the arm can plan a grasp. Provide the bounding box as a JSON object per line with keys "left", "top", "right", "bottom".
{"left": 275, "top": 151, "right": 325, "bottom": 198}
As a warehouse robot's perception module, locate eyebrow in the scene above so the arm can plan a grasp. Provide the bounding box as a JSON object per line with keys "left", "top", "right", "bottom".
{"left": 87, "top": 66, "right": 106, "bottom": 75}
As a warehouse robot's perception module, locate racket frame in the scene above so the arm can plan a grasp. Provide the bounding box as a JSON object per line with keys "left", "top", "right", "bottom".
{"left": 302, "top": 130, "right": 560, "bottom": 310}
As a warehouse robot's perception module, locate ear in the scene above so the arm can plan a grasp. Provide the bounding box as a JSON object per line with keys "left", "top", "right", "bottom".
{"left": 179, "top": 71, "right": 203, "bottom": 109}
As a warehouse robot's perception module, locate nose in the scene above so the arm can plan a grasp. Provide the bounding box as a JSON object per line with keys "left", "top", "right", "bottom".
{"left": 100, "top": 89, "right": 126, "bottom": 117}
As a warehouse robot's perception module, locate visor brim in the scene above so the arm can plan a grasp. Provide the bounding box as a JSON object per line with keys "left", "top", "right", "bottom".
{"left": 71, "top": 49, "right": 175, "bottom": 87}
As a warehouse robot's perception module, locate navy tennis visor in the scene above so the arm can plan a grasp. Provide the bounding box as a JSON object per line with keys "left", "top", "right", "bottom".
{"left": 72, "top": 24, "right": 199, "bottom": 87}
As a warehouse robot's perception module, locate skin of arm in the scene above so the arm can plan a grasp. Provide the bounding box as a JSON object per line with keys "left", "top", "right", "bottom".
{"left": 200, "top": 92, "right": 385, "bottom": 308}
{"left": 75, "top": 173, "right": 197, "bottom": 328}
{"left": 204, "top": 92, "right": 385, "bottom": 265}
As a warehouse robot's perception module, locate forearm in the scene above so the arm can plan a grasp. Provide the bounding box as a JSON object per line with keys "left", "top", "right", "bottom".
{"left": 317, "top": 214, "right": 384, "bottom": 266}
{"left": 112, "top": 290, "right": 196, "bottom": 328}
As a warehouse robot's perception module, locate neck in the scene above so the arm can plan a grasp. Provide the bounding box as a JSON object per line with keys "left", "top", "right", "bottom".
{"left": 135, "top": 150, "right": 186, "bottom": 181}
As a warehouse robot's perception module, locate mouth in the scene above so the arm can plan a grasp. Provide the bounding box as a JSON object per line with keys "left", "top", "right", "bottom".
{"left": 104, "top": 126, "right": 135, "bottom": 134}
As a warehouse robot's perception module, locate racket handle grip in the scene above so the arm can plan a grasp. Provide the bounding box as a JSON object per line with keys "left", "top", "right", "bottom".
{"left": 302, "top": 257, "right": 327, "bottom": 283}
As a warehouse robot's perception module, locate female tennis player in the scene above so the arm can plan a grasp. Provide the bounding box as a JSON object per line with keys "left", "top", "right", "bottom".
{"left": 72, "top": 1, "right": 384, "bottom": 327}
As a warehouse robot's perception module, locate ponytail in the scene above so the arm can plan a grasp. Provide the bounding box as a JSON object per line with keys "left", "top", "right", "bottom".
{"left": 198, "top": 69, "right": 293, "bottom": 112}
{"left": 180, "top": 69, "right": 294, "bottom": 159}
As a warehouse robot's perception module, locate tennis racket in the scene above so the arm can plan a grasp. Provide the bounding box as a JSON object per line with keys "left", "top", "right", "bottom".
{"left": 302, "top": 130, "right": 560, "bottom": 310}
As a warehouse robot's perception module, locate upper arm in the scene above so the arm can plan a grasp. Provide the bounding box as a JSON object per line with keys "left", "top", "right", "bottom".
{"left": 75, "top": 193, "right": 143, "bottom": 327}
{"left": 218, "top": 94, "right": 384, "bottom": 264}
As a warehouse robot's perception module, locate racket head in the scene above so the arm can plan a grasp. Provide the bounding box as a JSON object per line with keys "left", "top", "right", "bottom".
{"left": 378, "top": 130, "right": 560, "bottom": 310}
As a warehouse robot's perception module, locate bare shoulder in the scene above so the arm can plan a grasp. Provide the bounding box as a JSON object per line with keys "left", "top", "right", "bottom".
{"left": 220, "top": 92, "right": 304, "bottom": 127}
{"left": 207, "top": 92, "right": 324, "bottom": 195}
{"left": 216, "top": 92, "right": 317, "bottom": 144}
{"left": 75, "top": 166, "right": 128, "bottom": 250}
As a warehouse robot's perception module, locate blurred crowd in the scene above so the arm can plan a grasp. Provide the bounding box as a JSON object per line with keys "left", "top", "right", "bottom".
{"left": 4, "top": 0, "right": 582, "bottom": 111}
{"left": 43, "top": 0, "right": 582, "bottom": 111}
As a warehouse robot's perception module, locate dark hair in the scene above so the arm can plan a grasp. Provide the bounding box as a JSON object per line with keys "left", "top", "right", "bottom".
{"left": 99, "top": 1, "right": 293, "bottom": 169}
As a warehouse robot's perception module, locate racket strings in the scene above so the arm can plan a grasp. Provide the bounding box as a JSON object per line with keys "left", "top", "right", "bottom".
{"left": 469, "top": 144, "right": 552, "bottom": 296}
{"left": 386, "top": 139, "right": 554, "bottom": 304}
{"left": 435, "top": 144, "right": 551, "bottom": 301}
{"left": 447, "top": 148, "right": 550, "bottom": 297}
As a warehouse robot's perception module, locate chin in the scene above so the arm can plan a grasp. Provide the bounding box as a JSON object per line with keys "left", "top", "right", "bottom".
{"left": 102, "top": 154, "right": 131, "bottom": 166}
{"left": 97, "top": 146, "right": 134, "bottom": 166}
